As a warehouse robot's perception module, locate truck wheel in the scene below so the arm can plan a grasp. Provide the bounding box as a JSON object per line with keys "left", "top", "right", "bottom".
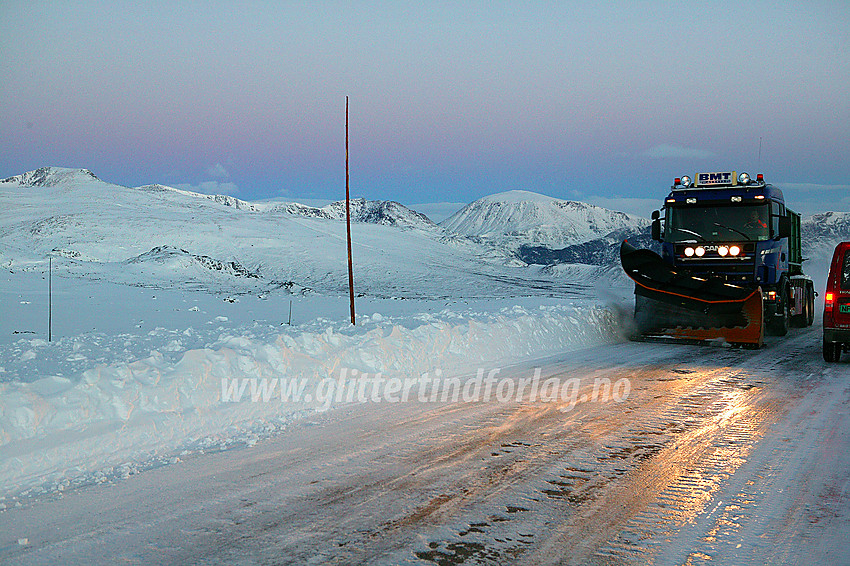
{"left": 791, "top": 292, "right": 806, "bottom": 328}
{"left": 806, "top": 284, "right": 815, "bottom": 327}
{"left": 767, "top": 287, "right": 790, "bottom": 336}
{"left": 824, "top": 340, "right": 842, "bottom": 362}
{"left": 790, "top": 282, "right": 813, "bottom": 328}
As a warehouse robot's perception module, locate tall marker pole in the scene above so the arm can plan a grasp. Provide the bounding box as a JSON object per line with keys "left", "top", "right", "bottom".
{"left": 48, "top": 256, "right": 52, "bottom": 342}
{"left": 346, "top": 96, "right": 356, "bottom": 325}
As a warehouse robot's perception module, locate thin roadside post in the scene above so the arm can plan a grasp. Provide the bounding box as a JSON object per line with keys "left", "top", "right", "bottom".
{"left": 48, "top": 256, "right": 52, "bottom": 342}
{"left": 346, "top": 96, "right": 356, "bottom": 325}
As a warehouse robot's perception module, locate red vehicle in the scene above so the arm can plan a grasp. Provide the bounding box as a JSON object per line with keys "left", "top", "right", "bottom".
{"left": 824, "top": 241, "right": 850, "bottom": 362}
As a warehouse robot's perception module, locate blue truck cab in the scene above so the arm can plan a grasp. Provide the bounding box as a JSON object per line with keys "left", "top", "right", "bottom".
{"left": 650, "top": 171, "right": 814, "bottom": 335}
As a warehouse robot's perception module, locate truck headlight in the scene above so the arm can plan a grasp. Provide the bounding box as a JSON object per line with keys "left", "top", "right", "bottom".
{"left": 684, "top": 247, "right": 695, "bottom": 257}
{"left": 718, "top": 246, "right": 729, "bottom": 256}
{"left": 729, "top": 245, "right": 741, "bottom": 256}
{"left": 695, "top": 246, "right": 705, "bottom": 257}
{"left": 738, "top": 172, "right": 751, "bottom": 185}
{"left": 680, "top": 175, "right": 691, "bottom": 188}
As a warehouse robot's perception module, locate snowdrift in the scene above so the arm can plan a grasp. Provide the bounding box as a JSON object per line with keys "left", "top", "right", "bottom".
{"left": 0, "top": 303, "right": 624, "bottom": 500}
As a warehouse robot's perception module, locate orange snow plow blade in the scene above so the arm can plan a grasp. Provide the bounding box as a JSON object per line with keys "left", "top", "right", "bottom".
{"left": 621, "top": 241, "right": 764, "bottom": 348}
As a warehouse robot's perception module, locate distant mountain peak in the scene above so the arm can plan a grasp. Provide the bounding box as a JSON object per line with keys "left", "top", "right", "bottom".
{"left": 1, "top": 167, "right": 101, "bottom": 187}
{"left": 441, "top": 189, "right": 647, "bottom": 249}
{"left": 479, "top": 189, "right": 562, "bottom": 204}
{"left": 271, "top": 198, "right": 436, "bottom": 229}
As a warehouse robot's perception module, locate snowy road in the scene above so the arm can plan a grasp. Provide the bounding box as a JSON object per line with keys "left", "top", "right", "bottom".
{"left": 2, "top": 325, "right": 848, "bottom": 565}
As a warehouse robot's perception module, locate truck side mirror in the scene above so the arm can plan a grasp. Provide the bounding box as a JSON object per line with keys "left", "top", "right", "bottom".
{"left": 651, "top": 210, "right": 661, "bottom": 241}
{"left": 778, "top": 215, "right": 792, "bottom": 238}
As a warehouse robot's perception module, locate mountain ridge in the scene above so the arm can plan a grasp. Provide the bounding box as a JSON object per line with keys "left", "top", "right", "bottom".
{"left": 5, "top": 167, "right": 436, "bottom": 227}
{"left": 6, "top": 167, "right": 849, "bottom": 273}
{"left": 1, "top": 167, "right": 101, "bottom": 187}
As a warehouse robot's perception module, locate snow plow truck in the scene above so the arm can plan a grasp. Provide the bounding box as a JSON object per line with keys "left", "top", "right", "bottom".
{"left": 620, "top": 171, "right": 815, "bottom": 348}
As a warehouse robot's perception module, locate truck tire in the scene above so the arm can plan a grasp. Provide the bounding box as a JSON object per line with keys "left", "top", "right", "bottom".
{"left": 824, "top": 340, "right": 842, "bottom": 362}
{"left": 791, "top": 291, "right": 807, "bottom": 328}
{"left": 767, "top": 285, "right": 790, "bottom": 336}
{"left": 806, "top": 283, "right": 815, "bottom": 327}
{"left": 790, "top": 281, "right": 814, "bottom": 328}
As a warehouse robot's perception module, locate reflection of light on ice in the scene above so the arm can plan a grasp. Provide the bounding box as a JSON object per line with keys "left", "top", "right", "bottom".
{"left": 715, "top": 389, "right": 749, "bottom": 428}
{"left": 643, "top": 370, "right": 761, "bottom": 527}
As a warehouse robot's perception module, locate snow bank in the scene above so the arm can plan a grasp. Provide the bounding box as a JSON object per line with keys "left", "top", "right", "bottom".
{"left": 0, "top": 303, "right": 624, "bottom": 499}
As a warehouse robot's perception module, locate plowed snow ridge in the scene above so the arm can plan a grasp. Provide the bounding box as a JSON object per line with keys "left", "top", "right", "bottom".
{"left": 0, "top": 303, "right": 623, "bottom": 499}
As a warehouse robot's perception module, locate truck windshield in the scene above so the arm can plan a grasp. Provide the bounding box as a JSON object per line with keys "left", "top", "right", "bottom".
{"left": 665, "top": 204, "right": 770, "bottom": 243}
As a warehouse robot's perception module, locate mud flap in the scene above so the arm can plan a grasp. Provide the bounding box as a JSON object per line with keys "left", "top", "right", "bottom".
{"left": 621, "top": 241, "right": 764, "bottom": 348}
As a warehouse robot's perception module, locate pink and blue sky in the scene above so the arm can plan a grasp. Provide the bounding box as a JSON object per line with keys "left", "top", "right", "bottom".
{"left": 1, "top": 1, "right": 848, "bottom": 216}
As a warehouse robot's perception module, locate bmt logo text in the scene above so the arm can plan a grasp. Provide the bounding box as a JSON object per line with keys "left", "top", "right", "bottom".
{"left": 699, "top": 172, "right": 732, "bottom": 183}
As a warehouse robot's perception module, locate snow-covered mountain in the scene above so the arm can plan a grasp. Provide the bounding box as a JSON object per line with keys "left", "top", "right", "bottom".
{"left": 0, "top": 167, "right": 578, "bottom": 298}
{"left": 441, "top": 190, "right": 648, "bottom": 250}
{"left": 3, "top": 167, "right": 435, "bottom": 225}
{"left": 2, "top": 166, "right": 101, "bottom": 187}
{"left": 268, "top": 198, "right": 436, "bottom": 230}
{"left": 6, "top": 169, "right": 846, "bottom": 284}
{"left": 135, "top": 184, "right": 261, "bottom": 211}
{"left": 133, "top": 182, "right": 434, "bottom": 229}
{"left": 802, "top": 212, "right": 850, "bottom": 253}
{"left": 800, "top": 212, "right": 850, "bottom": 289}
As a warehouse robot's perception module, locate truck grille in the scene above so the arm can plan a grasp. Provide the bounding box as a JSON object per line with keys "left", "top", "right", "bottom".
{"left": 676, "top": 259, "right": 756, "bottom": 283}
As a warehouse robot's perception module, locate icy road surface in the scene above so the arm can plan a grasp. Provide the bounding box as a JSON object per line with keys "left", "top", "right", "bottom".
{"left": 1, "top": 326, "right": 848, "bottom": 565}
